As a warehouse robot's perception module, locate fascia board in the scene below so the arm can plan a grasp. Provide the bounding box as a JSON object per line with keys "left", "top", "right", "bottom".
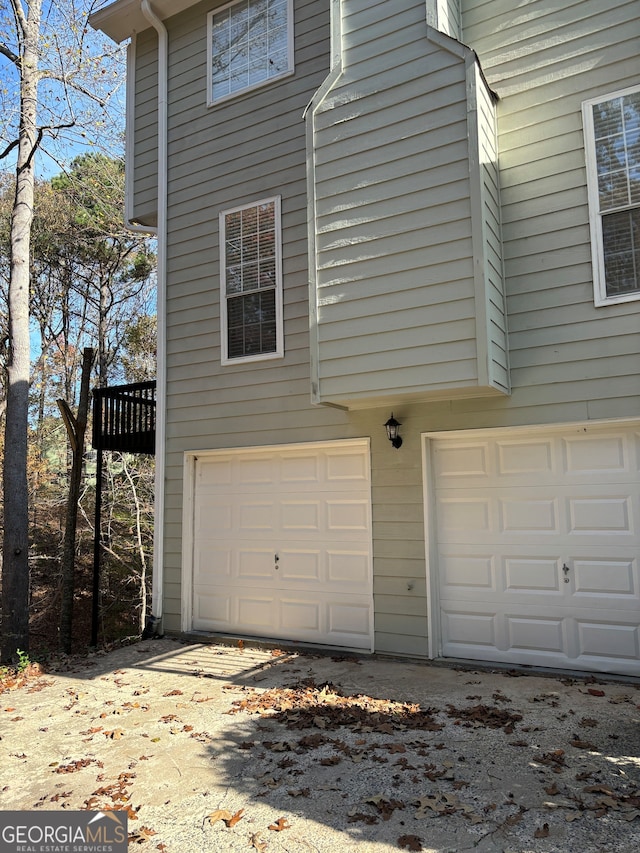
{"left": 89, "top": 0, "right": 200, "bottom": 43}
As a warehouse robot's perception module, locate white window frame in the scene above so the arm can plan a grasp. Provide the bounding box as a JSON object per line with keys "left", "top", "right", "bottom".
{"left": 220, "top": 196, "right": 284, "bottom": 365}
{"left": 582, "top": 85, "right": 640, "bottom": 306}
{"left": 207, "top": 0, "right": 294, "bottom": 106}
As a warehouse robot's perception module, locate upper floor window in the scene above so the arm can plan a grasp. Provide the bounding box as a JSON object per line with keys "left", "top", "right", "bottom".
{"left": 583, "top": 86, "right": 640, "bottom": 305}
{"left": 208, "top": 0, "right": 294, "bottom": 105}
{"left": 220, "top": 197, "right": 284, "bottom": 364}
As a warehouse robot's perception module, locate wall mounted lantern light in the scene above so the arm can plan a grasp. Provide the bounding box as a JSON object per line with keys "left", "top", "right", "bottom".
{"left": 384, "top": 413, "right": 403, "bottom": 449}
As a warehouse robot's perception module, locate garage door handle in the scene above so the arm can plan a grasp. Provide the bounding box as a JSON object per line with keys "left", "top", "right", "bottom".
{"left": 562, "top": 563, "right": 570, "bottom": 583}
{"left": 275, "top": 553, "right": 279, "bottom": 570}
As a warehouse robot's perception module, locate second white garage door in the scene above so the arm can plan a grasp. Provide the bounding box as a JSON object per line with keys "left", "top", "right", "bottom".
{"left": 188, "top": 440, "right": 373, "bottom": 650}
{"left": 427, "top": 422, "right": 640, "bottom": 676}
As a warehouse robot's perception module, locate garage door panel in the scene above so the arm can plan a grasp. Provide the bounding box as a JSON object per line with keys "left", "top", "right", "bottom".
{"left": 497, "top": 439, "right": 555, "bottom": 477}
{"left": 193, "top": 586, "right": 372, "bottom": 649}
{"left": 500, "top": 497, "right": 559, "bottom": 533}
{"left": 437, "top": 498, "right": 491, "bottom": 534}
{"left": 576, "top": 619, "right": 640, "bottom": 661}
{"left": 504, "top": 557, "right": 561, "bottom": 592}
{"left": 441, "top": 610, "right": 498, "bottom": 650}
{"left": 440, "top": 554, "right": 495, "bottom": 590}
{"left": 195, "top": 498, "right": 233, "bottom": 534}
{"left": 329, "top": 601, "right": 372, "bottom": 639}
{"left": 280, "top": 500, "right": 321, "bottom": 533}
{"left": 194, "top": 543, "right": 232, "bottom": 582}
{"left": 194, "top": 588, "right": 232, "bottom": 626}
{"left": 281, "top": 598, "right": 321, "bottom": 633}
{"left": 438, "top": 487, "right": 637, "bottom": 537}
{"left": 568, "top": 496, "right": 631, "bottom": 534}
{"left": 278, "top": 549, "right": 322, "bottom": 582}
{"left": 573, "top": 558, "right": 638, "bottom": 599}
{"left": 237, "top": 548, "right": 275, "bottom": 580}
{"left": 506, "top": 615, "right": 566, "bottom": 653}
{"left": 562, "top": 434, "right": 631, "bottom": 475}
{"left": 327, "top": 550, "right": 370, "bottom": 585}
{"left": 277, "top": 543, "right": 370, "bottom": 590}
{"left": 431, "top": 423, "right": 640, "bottom": 675}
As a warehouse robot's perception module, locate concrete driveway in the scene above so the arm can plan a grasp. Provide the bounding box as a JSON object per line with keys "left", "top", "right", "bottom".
{"left": 1, "top": 638, "right": 639, "bottom": 852}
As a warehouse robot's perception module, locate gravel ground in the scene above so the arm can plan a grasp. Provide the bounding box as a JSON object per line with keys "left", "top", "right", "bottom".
{"left": 1, "top": 638, "right": 639, "bottom": 852}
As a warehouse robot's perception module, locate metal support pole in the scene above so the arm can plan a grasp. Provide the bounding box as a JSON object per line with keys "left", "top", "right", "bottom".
{"left": 91, "top": 448, "right": 104, "bottom": 647}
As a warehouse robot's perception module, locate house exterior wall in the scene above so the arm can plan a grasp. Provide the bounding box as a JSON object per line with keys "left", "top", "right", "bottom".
{"left": 131, "top": 27, "right": 158, "bottom": 226}
{"left": 427, "top": 0, "right": 462, "bottom": 40}
{"left": 118, "top": 0, "right": 639, "bottom": 656}
{"left": 159, "top": 0, "right": 352, "bottom": 634}
{"left": 469, "top": 61, "right": 510, "bottom": 394}
{"left": 308, "top": 3, "right": 509, "bottom": 407}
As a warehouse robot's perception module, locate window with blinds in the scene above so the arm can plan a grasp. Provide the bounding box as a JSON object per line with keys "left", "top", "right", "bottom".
{"left": 208, "top": 0, "right": 294, "bottom": 105}
{"left": 220, "top": 197, "right": 284, "bottom": 363}
{"left": 583, "top": 87, "right": 640, "bottom": 305}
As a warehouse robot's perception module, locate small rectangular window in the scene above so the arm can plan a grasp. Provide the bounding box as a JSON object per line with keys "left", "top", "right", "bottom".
{"left": 583, "top": 86, "right": 640, "bottom": 305}
{"left": 208, "top": 0, "right": 294, "bottom": 105}
{"left": 220, "top": 197, "right": 284, "bottom": 364}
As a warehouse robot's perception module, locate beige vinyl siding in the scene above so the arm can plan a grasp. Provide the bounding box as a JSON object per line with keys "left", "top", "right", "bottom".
{"left": 311, "top": 1, "right": 478, "bottom": 404}
{"left": 309, "top": 1, "right": 508, "bottom": 407}
{"left": 153, "top": 0, "right": 639, "bottom": 657}
{"left": 160, "top": 0, "right": 352, "bottom": 634}
{"left": 132, "top": 28, "right": 158, "bottom": 226}
{"left": 159, "top": 0, "right": 441, "bottom": 654}
{"left": 427, "top": 0, "right": 462, "bottom": 39}
{"left": 470, "top": 62, "right": 509, "bottom": 393}
{"left": 460, "top": 0, "right": 640, "bottom": 424}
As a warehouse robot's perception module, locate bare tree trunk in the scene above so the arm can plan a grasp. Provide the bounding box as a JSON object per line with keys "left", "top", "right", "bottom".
{"left": 1, "top": 1, "right": 42, "bottom": 664}
{"left": 121, "top": 455, "right": 148, "bottom": 633}
{"left": 98, "top": 279, "right": 110, "bottom": 386}
{"left": 57, "top": 347, "right": 93, "bottom": 654}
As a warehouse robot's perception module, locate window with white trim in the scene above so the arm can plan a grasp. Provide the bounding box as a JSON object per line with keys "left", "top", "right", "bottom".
{"left": 583, "top": 86, "right": 640, "bottom": 305}
{"left": 220, "top": 197, "right": 284, "bottom": 363}
{"left": 208, "top": 0, "right": 294, "bottom": 104}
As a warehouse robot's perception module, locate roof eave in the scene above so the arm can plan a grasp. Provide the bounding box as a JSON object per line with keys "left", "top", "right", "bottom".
{"left": 89, "top": 0, "right": 201, "bottom": 43}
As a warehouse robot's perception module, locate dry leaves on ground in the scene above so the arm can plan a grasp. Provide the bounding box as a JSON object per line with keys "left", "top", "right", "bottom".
{"left": 208, "top": 809, "right": 244, "bottom": 827}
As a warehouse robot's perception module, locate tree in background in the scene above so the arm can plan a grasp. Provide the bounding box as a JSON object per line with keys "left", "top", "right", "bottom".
{"left": 0, "top": 0, "right": 125, "bottom": 661}
{"left": 0, "top": 150, "right": 156, "bottom": 655}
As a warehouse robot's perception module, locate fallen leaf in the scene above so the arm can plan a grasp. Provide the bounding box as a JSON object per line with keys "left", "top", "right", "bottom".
{"left": 587, "top": 688, "right": 605, "bottom": 697}
{"left": 287, "top": 788, "right": 310, "bottom": 798}
{"left": 104, "top": 729, "right": 124, "bottom": 740}
{"left": 398, "top": 835, "right": 422, "bottom": 851}
{"left": 347, "top": 811, "right": 378, "bottom": 825}
{"left": 268, "top": 817, "right": 291, "bottom": 831}
{"left": 163, "top": 689, "right": 183, "bottom": 697}
{"left": 570, "top": 737, "right": 596, "bottom": 750}
{"left": 226, "top": 809, "right": 244, "bottom": 827}
{"left": 208, "top": 809, "right": 232, "bottom": 826}
{"left": 129, "top": 827, "right": 157, "bottom": 844}
{"left": 446, "top": 703, "right": 522, "bottom": 732}
{"left": 250, "top": 833, "right": 267, "bottom": 852}
{"left": 534, "top": 823, "right": 550, "bottom": 838}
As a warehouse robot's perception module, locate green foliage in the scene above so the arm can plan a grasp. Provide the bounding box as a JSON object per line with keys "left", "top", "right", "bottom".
{"left": 15, "top": 649, "right": 31, "bottom": 673}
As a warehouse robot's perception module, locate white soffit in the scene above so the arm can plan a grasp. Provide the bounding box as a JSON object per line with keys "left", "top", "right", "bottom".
{"left": 89, "top": 0, "right": 201, "bottom": 43}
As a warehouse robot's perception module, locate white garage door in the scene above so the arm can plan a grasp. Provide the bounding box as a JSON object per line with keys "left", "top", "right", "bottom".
{"left": 190, "top": 440, "right": 373, "bottom": 650}
{"left": 429, "top": 423, "right": 640, "bottom": 676}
